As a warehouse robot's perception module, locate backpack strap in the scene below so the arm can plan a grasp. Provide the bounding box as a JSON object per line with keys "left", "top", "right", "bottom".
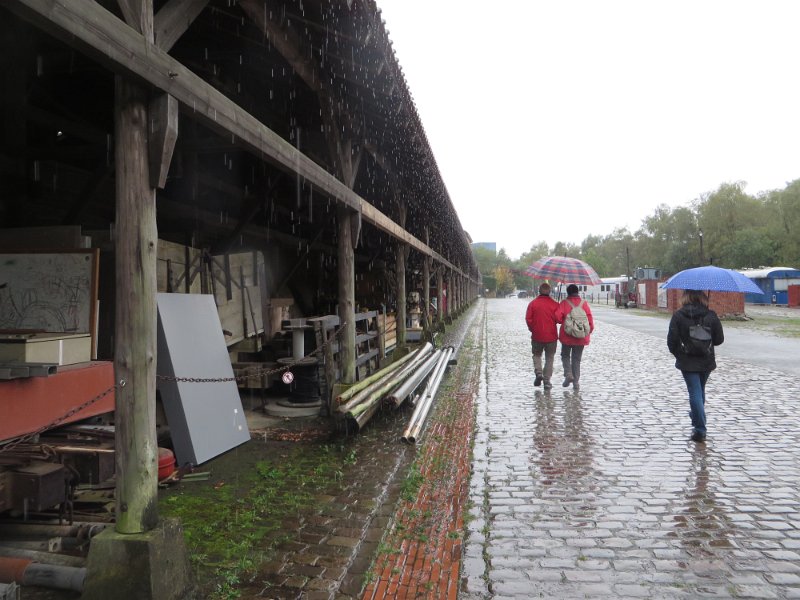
{"left": 568, "top": 299, "right": 586, "bottom": 313}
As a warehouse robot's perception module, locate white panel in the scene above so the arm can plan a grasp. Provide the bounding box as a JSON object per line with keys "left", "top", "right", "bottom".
{"left": 157, "top": 293, "right": 250, "bottom": 466}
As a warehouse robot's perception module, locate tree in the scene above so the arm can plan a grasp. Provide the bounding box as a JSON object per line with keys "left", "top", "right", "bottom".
{"left": 551, "top": 241, "right": 580, "bottom": 258}
{"left": 765, "top": 180, "right": 800, "bottom": 265}
{"left": 472, "top": 246, "right": 498, "bottom": 277}
{"left": 695, "top": 182, "right": 764, "bottom": 266}
{"left": 494, "top": 266, "right": 515, "bottom": 296}
{"left": 513, "top": 241, "right": 550, "bottom": 292}
{"left": 724, "top": 228, "right": 778, "bottom": 269}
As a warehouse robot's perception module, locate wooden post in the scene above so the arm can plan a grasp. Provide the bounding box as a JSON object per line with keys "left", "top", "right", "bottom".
{"left": 437, "top": 267, "right": 444, "bottom": 325}
{"left": 114, "top": 75, "right": 159, "bottom": 534}
{"left": 337, "top": 205, "right": 356, "bottom": 384}
{"left": 445, "top": 271, "right": 452, "bottom": 321}
{"left": 423, "top": 253, "right": 431, "bottom": 332}
{"left": 453, "top": 274, "right": 459, "bottom": 314}
{"left": 395, "top": 201, "right": 407, "bottom": 347}
{"left": 396, "top": 244, "right": 407, "bottom": 347}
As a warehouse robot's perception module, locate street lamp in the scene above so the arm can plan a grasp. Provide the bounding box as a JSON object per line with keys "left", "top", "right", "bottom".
{"left": 699, "top": 228, "right": 705, "bottom": 265}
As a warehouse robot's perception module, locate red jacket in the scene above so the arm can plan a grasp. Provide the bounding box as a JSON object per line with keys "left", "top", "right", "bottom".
{"left": 525, "top": 294, "right": 560, "bottom": 343}
{"left": 556, "top": 296, "right": 594, "bottom": 346}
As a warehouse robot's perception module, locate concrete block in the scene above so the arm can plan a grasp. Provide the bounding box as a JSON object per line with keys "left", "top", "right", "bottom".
{"left": 81, "top": 518, "right": 193, "bottom": 600}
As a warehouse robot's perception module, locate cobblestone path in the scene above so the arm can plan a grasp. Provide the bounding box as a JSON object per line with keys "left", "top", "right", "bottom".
{"left": 462, "top": 298, "right": 800, "bottom": 599}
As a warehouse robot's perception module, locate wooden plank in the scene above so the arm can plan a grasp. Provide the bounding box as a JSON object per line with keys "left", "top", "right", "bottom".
{"left": 355, "top": 333, "right": 376, "bottom": 344}
{"left": 6, "top": 0, "right": 475, "bottom": 280}
{"left": 355, "top": 348, "right": 378, "bottom": 367}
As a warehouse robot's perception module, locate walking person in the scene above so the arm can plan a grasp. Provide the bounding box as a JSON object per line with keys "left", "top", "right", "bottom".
{"left": 525, "top": 283, "right": 559, "bottom": 390}
{"left": 667, "top": 289, "right": 724, "bottom": 443}
{"left": 555, "top": 284, "right": 594, "bottom": 391}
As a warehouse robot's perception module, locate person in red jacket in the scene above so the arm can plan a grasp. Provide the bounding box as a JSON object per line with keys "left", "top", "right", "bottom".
{"left": 524, "top": 282, "right": 560, "bottom": 390}
{"left": 555, "top": 284, "right": 595, "bottom": 391}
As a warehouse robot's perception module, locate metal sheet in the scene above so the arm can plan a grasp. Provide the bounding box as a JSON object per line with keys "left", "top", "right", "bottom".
{"left": 156, "top": 293, "right": 250, "bottom": 466}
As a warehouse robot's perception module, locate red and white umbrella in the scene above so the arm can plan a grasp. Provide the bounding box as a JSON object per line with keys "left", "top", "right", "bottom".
{"left": 523, "top": 256, "right": 602, "bottom": 285}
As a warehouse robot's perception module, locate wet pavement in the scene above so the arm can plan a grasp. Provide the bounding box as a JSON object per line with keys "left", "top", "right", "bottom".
{"left": 462, "top": 298, "right": 800, "bottom": 599}
{"left": 589, "top": 302, "right": 800, "bottom": 377}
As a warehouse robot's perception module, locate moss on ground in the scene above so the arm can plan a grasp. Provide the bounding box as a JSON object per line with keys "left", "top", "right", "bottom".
{"left": 158, "top": 438, "right": 358, "bottom": 599}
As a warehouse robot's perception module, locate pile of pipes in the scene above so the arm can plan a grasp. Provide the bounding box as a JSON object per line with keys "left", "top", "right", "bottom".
{"left": 0, "top": 520, "right": 101, "bottom": 595}
{"left": 335, "top": 343, "right": 454, "bottom": 443}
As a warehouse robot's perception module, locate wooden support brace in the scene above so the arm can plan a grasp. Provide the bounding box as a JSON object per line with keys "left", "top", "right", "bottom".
{"left": 154, "top": 0, "right": 209, "bottom": 51}
{"left": 148, "top": 93, "right": 178, "bottom": 189}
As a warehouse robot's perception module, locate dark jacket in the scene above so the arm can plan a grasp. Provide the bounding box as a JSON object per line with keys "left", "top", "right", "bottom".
{"left": 667, "top": 303, "right": 724, "bottom": 372}
{"left": 525, "top": 294, "right": 560, "bottom": 343}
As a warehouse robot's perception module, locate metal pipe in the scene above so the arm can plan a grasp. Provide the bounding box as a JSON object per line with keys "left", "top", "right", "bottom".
{"left": 407, "top": 346, "right": 454, "bottom": 443}
{"left": 401, "top": 347, "right": 452, "bottom": 442}
{"left": 336, "top": 343, "right": 431, "bottom": 409}
{"left": 388, "top": 350, "right": 441, "bottom": 407}
{"left": 346, "top": 350, "right": 435, "bottom": 419}
{"left": 22, "top": 563, "right": 86, "bottom": 593}
{"left": 0, "top": 547, "right": 85, "bottom": 568}
{"left": 404, "top": 348, "right": 450, "bottom": 436}
{"left": 338, "top": 343, "right": 433, "bottom": 413}
{"left": 0, "top": 557, "right": 86, "bottom": 592}
{"left": 344, "top": 345, "right": 439, "bottom": 431}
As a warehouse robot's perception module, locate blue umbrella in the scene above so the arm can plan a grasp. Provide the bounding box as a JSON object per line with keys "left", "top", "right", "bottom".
{"left": 660, "top": 265, "right": 762, "bottom": 294}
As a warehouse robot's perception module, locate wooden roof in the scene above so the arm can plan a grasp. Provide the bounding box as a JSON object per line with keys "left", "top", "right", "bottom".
{"left": 1, "top": 0, "right": 478, "bottom": 288}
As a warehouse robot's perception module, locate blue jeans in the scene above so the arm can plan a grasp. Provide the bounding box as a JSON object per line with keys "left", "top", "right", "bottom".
{"left": 681, "top": 371, "right": 709, "bottom": 435}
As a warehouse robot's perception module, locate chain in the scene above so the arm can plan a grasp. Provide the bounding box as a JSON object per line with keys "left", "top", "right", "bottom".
{"left": 0, "top": 321, "right": 349, "bottom": 453}
{"left": 155, "top": 320, "right": 348, "bottom": 384}
{"left": 0, "top": 383, "right": 119, "bottom": 454}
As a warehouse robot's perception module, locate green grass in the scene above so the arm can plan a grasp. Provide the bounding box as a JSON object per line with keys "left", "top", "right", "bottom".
{"left": 159, "top": 440, "right": 361, "bottom": 599}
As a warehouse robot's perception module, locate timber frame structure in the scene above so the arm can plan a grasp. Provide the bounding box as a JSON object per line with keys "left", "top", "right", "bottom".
{"left": 0, "top": 0, "right": 480, "bottom": 568}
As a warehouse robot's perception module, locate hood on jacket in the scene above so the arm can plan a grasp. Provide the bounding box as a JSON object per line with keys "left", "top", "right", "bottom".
{"left": 677, "top": 303, "right": 711, "bottom": 321}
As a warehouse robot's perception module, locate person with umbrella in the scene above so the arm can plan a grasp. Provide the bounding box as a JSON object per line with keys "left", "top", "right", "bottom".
{"left": 666, "top": 289, "right": 724, "bottom": 442}
{"left": 525, "top": 282, "right": 559, "bottom": 391}
{"left": 555, "top": 283, "right": 595, "bottom": 391}
{"left": 662, "top": 266, "right": 758, "bottom": 442}
{"left": 524, "top": 257, "right": 602, "bottom": 392}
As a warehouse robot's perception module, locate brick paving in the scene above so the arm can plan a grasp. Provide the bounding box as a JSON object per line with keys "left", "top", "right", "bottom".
{"left": 361, "top": 306, "right": 484, "bottom": 600}
{"left": 461, "top": 298, "right": 800, "bottom": 599}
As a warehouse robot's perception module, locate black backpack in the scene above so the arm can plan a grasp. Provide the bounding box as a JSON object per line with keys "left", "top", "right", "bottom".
{"left": 682, "top": 315, "right": 713, "bottom": 357}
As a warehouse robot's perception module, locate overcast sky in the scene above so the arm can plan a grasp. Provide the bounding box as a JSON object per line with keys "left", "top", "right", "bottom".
{"left": 377, "top": 0, "right": 800, "bottom": 260}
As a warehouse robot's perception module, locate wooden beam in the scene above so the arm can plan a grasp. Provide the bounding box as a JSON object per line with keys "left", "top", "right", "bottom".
{"left": 154, "top": 0, "right": 208, "bottom": 51}
{"left": 7, "top": 0, "right": 471, "bottom": 278}
{"left": 148, "top": 93, "right": 178, "bottom": 189}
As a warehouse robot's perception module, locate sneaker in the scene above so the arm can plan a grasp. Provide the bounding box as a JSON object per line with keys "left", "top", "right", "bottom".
{"left": 534, "top": 374, "right": 543, "bottom": 387}
{"left": 543, "top": 381, "right": 553, "bottom": 391}
{"left": 562, "top": 375, "right": 573, "bottom": 388}
{"left": 690, "top": 431, "right": 706, "bottom": 443}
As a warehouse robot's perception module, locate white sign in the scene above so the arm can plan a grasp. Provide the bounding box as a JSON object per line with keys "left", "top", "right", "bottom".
{"left": 282, "top": 371, "right": 294, "bottom": 385}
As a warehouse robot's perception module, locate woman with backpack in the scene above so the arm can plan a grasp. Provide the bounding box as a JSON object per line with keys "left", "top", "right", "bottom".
{"left": 667, "top": 289, "right": 725, "bottom": 443}
{"left": 555, "top": 284, "right": 594, "bottom": 391}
